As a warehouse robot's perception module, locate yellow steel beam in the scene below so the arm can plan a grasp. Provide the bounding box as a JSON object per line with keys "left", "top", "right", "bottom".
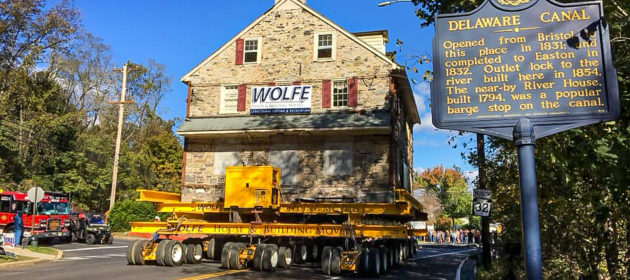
{"left": 137, "top": 189, "right": 181, "bottom": 203}
{"left": 130, "top": 221, "right": 169, "bottom": 234}
{"left": 395, "top": 189, "right": 424, "bottom": 213}
{"left": 130, "top": 220, "right": 409, "bottom": 239}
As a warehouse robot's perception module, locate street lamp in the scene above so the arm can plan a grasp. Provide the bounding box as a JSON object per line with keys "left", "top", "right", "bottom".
{"left": 377, "top": 0, "right": 413, "bottom": 7}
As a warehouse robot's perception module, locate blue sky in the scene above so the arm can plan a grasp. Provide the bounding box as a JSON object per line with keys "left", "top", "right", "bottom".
{"left": 69, "top": 0, "right": 475, "bottom": 174}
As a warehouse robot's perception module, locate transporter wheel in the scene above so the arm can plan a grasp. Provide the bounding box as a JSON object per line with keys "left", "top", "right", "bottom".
{"left": 205, "top": 238, "right": 217, "bottom": 260}
{"left": 229, "top": 243, "right": 247, "bottom": 270}
{"left": 186, "top": 243, "right": 203, "bottom": 264}
{"left": 106, "top": 235, "right": 114, "bottom": 244}
{"left": 164, "top": 240, "right": 184, "bottom": 267}
{"left": 393, "top": 245, "right": 400, "bottom": 266}
{"left": 86, "top": 233, "right": 96, "bottom": 245}
{"left": 379, "top": 247, "right": 389, "bottom": 273}
{"left": 401, "top": 242, "right": 408, "bottom": 260}
{"left": 133, "top": 240, "right": 148, "bottom": 265}
{"left": 278, "top": 246, "right": 292, "bottom": 268}
{"left": 262, "top": 244, "right": 279, "bottom": 272}
{"left": 310, "top": 243, "right": 320, "bottom": 262}
{"left": 221, "top": 242, "right": 236, "bottom": 269}
{"left": 253, "top": 244, "right": 267, "bottom": 271}
{"left": 155, "top": 240, "right": 169, "bottom": 266}
{"left": 321, "top": 246, "right": 333, "bottom": 275}
{"left": 126, "top": 239, "right": 143, "bottom": 265}
{"left": 330, "top": 247, "right": 342, "bottom": 275}
{"left": 368, "top": 247, "right": 381, "bottom": 276}
{"left": 292, "top": 243, "right": 308, "bottom": 264}
{"left": 357, "top": 247, "right": 370, "bottom": 276}
{"left": 387, "top": 245, "right": 394, "bottom": 268}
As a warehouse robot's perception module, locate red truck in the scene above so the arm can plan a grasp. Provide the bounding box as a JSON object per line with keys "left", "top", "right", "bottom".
{"left": 0, "top": 191, "right": 72, "bottom": 243}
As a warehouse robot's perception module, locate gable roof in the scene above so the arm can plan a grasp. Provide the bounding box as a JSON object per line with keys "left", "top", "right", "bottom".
{"left": 180, "top": 0, "right": 398, "bottom": 83}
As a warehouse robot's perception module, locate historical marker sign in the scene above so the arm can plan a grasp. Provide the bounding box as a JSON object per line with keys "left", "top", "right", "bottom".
{"left": 432, "top": 0, "right": 619, "bottom": 140}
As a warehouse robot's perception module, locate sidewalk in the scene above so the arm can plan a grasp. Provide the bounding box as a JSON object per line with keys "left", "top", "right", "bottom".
{"left": 0, "top": 246, "right": 63, "bottom": 269}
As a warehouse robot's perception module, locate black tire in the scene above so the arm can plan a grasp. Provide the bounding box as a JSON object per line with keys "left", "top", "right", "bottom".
{"left": 107, "top": 235, "right": 114, "bottom": 244}
{"left": 205, "top": 238, "right": 217, "bottom": 260}
{"left": 387, "top": 245, "right": 394, "bottom": 268}
{"left": 394, "top": 245, "right": 400, "bottom": 266}
{"left": 186, "top": 243, "right": 203, "bottom": 264}
{"left": 368, "top": 247, "right": 381, "bottom": 276}
{"left": 357, "top": 247, "right": 370, "bottom": 275}
{"left": 379, "top": 247, "right": 388, "bottom": 273}
{"left": 221, "top": 242, "right": 235, "bottom": 269}
{"left": 126, "top": 240, "right": 142, "bottom": 265}
{"left": 253, "top": 244, "right": 267, "bottom": 271}
{"left": 134, "top": 240, "right": 148, "bottom": 265}
{"left": 164, "top": 240, "right": 184, "bottom": 267}
{"left": 310, "top": 243, "right": 320, "bottom": 262}
{"left": 330, "top": 247, "right": 342, "bottom": 275}
{"left": 291, "top": 243, "right": 307, "bottom": 264}
{"left": 321, "top": 246, "right": 333, "bottom": 275}
{"left": 401, "top": 242, "right": 408, "bottom": 260}
{"left": 229, "top": 243, "right": 247, "bottom": 270}
{"left": 155, "top": 240, "right": 169, "bottom": 266}
{"left": 278, "top": 246, "right": 292, "bottom": 268}
{"left": 85, "top": 233, "right": 96, "bottom": 245}
{"left": 262, "top": 244, "right": 279, "bottom": 272}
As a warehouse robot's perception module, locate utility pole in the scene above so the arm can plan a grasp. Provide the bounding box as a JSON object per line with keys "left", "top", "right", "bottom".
{"left": 477, "top": 133, "right": 491, "bottom": 269}
{"left": 109, "top": 63, "right": 134, "bottom": 214}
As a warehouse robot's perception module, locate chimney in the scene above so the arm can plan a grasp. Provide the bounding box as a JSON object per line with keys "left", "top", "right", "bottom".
{"left": 275, "top": 0, "right": 306, "bottom": 4}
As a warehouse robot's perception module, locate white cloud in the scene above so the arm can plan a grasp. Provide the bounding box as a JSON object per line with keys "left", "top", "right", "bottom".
{"left": 413, "top": 166, "right": 425, "bottom": 174}
{"left": 412, "top": 82, "right": 430, "bottom": 115}
{"left": 414, "top": 113, "right": 438, "bottom": 132}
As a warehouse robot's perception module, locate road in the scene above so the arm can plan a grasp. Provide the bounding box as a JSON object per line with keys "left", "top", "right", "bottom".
{"left": 1, "top": 239, "right": 478, "bottom": 280}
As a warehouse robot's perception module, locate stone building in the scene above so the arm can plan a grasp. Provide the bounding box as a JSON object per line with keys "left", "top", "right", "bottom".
{"left": 178, "top": 0, "right": 420, "bottom": 203}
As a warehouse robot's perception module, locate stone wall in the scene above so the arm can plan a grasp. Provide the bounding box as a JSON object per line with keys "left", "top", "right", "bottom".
{"left": 187, "top": 4, "right": 394, "bottom": 117}
{"left": 182, "top": 134, "right": 391, "bottom": 203}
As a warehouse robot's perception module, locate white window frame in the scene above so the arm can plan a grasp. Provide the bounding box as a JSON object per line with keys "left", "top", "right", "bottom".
{"left": 331, "top": 79, "right": 349, "bottom": 108}
{"left": 314, "top": 32, "right": 336, "bottom": 61}
{"left": 243, "top": 37, "right": 262, "bottom": 65}
{"left": 219, "top": 85, "right": 239, "bottom": 114}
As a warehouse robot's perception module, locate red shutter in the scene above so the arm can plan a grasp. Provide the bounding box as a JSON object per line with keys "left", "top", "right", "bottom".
{"left": 235, "top": 39, "right": 244, "bottom": 65}
{"left": 237, "top": 84, "right": 247, "bottom": 111}
{"left": 292, "top": 81, "right": 301, "bottom": 85}
{"left": 348, "top": 77, "right": 358, "bottom": 107}
{"left": 268, "top": 82, "right": 276, "bottom": 86}
{"left": 322, "top": 80, "right": 331, "bottom": 108}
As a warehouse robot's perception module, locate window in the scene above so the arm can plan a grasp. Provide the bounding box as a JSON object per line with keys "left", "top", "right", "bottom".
{"left": 315, "top": 33, "right": 335, "bottom": 60}
{"left": 244, "top": 38, "right": 260, "bottom": 63}
{"left": 220, "top": 85, "right": 239, "bottom": 114}
{"left": 213, "top": 151, "right": 240, "bottom": 175}
{"left": 269, "top": 149, "right": 298, "bottom": 186}
{"left": 332, "top": 80, "right": 348, "bottom": 108}
{"left": 324, "top": 139, "right": 353, "bottom": 176}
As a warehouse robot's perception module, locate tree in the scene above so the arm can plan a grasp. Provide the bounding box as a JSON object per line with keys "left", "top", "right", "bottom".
{"left": 416, "top": 166, "right": 472, "bottom": 227}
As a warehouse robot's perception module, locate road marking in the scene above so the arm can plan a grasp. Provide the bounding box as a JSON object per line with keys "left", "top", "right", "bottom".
{"left": 62, "top": 245, "right": 128, "bottom": 252}
{"left": 412, "top": 249, "right": 477, "bottom": 260}
{"left": 455, "top": 256, "right": 470, "bottom": 280}
{"left": 174, "top": 270, "right": 246, "bottom": 280}
{"left": 58, "top": 253, "right": 125, "bottom": 261}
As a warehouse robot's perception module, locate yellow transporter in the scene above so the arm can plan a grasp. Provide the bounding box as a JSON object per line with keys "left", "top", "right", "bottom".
{"left": 127, "top": 166, "right": 427, "bottom": 277}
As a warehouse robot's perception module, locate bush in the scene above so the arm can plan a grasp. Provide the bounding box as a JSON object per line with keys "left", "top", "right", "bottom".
{"left": 108, "top": 199, "right": 159, "bottom": 232}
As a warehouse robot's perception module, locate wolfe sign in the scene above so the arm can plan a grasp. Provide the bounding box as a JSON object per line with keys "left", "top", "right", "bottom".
{"left": 250, "top": 85, "right": 312, "bottom": 115}
{"left": 432, "top": 0, "right": 619, "bottom": 140}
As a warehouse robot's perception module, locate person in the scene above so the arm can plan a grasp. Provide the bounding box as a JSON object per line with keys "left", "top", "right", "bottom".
{"left": 154, "top": 216, "right": 161, "bottom": 222}
{"left": 14, "top": 209, "right": 23, "bottom": 246}
{"left": 468, "top": 230, "right": 474, "bottom": 244}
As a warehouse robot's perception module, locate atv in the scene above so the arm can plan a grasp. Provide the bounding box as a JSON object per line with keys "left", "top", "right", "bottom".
{"left": 70, "top": 213, "right": 113, "bottom": 245}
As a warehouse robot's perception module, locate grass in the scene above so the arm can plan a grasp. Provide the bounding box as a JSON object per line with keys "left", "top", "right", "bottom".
{"left": 0, "top": 255, "right": 33, "bottom": 263}
{"left": 26, "top": 245, "right": 58, "bottom": 255}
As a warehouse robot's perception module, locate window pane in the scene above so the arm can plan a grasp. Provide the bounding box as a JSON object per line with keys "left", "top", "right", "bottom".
{"left": 332, "top": 81, "right": 348, "bottom": 107}
{"left": 318, "top": 48, "right": 332, "bottom": 59}
{"left": 245, "top": 40, "right": 258, "bottom": 51}
{"left": 244, "top": 52, "right": 258, "bottom": 63}
{"left": 318, "top": 34, "right": 332, "bottom": 47}
{"left": 221, "top": 86, "right": 239, "bottom": 113}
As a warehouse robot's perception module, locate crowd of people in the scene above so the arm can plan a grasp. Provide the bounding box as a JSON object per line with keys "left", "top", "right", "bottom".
{"left": 422, "top": 229, "right": 483, "bottom": 244}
